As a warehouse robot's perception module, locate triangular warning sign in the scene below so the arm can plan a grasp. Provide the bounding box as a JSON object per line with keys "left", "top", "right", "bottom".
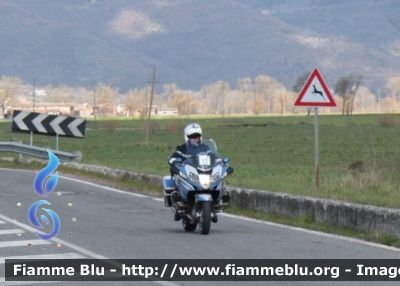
{"left": 294, "top": 68, "right": 337, "bottom": 107}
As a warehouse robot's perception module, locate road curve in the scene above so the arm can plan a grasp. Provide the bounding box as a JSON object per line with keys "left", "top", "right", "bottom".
{"left": 0, "top": 168, "right": 399, "bottom": 286}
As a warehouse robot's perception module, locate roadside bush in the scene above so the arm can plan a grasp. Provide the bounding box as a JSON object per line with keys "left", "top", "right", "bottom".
{"left": 348, "top": 160, "right": 365, "bottom": 174}
{"left": 379, "top": 113, "right": 396, "bottom": 127}
{"left": 102, "top": 120, "right": 116, "bottom": 133}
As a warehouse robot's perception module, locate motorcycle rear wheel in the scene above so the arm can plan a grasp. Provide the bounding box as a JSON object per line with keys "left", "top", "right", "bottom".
{"left": 199, "top": 201, "right": 211, "bottom": 235}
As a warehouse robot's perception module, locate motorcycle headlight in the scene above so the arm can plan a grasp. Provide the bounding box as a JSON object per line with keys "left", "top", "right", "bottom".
{"left": 211, "top": 172, "right": 220, "bottom": 185}
{"left": 199, "top": 174, "right": 211, "bottom": 189}
{"left": 189, "top": 172, "right": 199, "bottom": 184}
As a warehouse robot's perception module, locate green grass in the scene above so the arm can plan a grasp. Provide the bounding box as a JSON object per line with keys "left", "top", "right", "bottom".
{"left": 1, "top": 113, "right": 400, "bottom": 208}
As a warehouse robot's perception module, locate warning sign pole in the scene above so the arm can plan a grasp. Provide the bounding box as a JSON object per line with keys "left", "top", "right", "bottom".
{"left": 314, "top": 107, "right": 319, "bottom": 188}
{"left": 294, "top": 68, "right": 336, "bottom": 188}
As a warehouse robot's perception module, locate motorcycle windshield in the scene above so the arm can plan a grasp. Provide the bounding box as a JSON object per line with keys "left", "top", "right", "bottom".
{"left": 202, "top": 139, "right": 220, "bottom": 158}
{"left": 185, "top": 139, "right": 220, "bottom": 171}
{"left": 185, "top": 142, "right": 211, "bottom": 157}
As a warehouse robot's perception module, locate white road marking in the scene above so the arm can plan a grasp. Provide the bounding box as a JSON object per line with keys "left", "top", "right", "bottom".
{"left": 0, "top": 229, "right": 24, "bottom": 235}
{"left": 0, "top": 220, "right": 6, "bottom": 224}
{"left": 0, "top": 240, "right": 50, "bottom": 248}
{"left": 59, "top": 176, "right": 149, "bottom": 198}
{"left": 0, "top": 214, "right": 107, "bottom": 259}
{"left": 0, "top": 213, "right": 180, "bottom": 286}
{"left": 153, "top": 198, "right": 164, "bottom": 201}
{"left": 0, "top": 253, "right": 85, "bottom": 264}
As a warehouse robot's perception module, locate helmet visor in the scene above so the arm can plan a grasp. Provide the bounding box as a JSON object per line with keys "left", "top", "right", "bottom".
{"left": 188, "top": 133, "right": 201, "bottom": 139}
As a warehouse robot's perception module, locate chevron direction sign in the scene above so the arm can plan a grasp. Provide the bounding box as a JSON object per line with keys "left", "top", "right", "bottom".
{"left": 12, "top": 110, "right": 86, "bottom": 138}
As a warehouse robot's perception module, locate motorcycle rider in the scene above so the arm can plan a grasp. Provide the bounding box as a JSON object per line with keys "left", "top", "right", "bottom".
{"left": 168, "top": 123, "right": 218, "bottom": 223}
{"left": 169, "top": 123, "right": 211, "bottom": 164}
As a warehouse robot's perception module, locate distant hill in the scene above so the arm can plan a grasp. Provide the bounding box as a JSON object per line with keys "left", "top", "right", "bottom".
{"left": 1, "top": 0, "right": 400, "bottom": 92}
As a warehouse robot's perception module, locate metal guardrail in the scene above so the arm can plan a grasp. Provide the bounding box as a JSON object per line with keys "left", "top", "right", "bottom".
{"left": 0, "top": 142, "right": 82, "bottom": 162}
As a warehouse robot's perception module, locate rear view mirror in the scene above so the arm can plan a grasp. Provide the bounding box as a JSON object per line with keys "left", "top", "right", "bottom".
{"left": 223, "top": 158, "right": 230, "bottom": 163}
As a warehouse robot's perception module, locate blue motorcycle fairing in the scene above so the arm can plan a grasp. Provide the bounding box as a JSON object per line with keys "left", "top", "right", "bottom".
{"left": 170, "top": 140, "right": 232, "bottom": 207}
{"left": 176, "top": 164, "right": 204, "bottom": 191}
{"left": 221, "top": 165, "right": 230, "bottom": 178}
{"left": 210, "top": 181, "right": 223, "bottom": 201}
{"left": 176, "top": 176, "right": 194, "bottom": 201}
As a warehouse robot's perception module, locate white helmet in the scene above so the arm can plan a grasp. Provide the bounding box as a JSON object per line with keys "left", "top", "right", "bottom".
{"left": 184, "top": 123, "right": 202, "bottom": 143}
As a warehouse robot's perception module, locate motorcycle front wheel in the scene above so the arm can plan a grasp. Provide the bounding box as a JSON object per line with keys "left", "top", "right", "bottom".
{"left": 199, "top": 201, "right": 211, "bottom": 235}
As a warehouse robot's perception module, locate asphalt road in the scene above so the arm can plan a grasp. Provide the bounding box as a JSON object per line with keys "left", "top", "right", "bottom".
{"left": 0, "top": 168, "right": 399, "bottom": 286}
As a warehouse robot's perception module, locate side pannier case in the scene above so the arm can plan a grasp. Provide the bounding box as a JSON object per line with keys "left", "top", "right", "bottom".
{"left": 163, "top": 175, "right": 175, "bottom": 207}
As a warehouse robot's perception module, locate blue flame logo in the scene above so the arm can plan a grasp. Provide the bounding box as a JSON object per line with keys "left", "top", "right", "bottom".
{"left": 28, "top": 150, "right": 61, "bottom": 240}
{"left": 33, "top": 151, "right": 59, "bottom": 197}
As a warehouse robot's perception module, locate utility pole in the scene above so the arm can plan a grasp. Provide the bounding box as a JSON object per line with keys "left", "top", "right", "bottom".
{"left": 145, "top": 66, "right": 156, "bottom": 143}
{"left": 187, "top": 91, "right": 191, "bottom": 119}
{"left": 283, "top": 87, "right": 286, "bottom": 115}
{"left": 378, "top": 89, "right": 381, "bottom": 113}
{"left": 30, "top": 76, "right": 36, "bottom": 146}
{"left": 186, "top": 84, "right": 191, "bottom": 119}
{"left": 32, "top": 77, "right": 36, "bottom": 111}
{"left": 362, "top": 90, "right": 365, "bottom": 113}
{"left": 92, "top": 80, "right": 97, "bottom": 122}
{"left": 222, "top": 83, "right": 225, "bottom": 118}
{"left": 145, "top": 85, "right": 148, "bottom": 117}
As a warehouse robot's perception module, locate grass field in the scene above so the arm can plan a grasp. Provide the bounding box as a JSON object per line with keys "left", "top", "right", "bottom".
{"left": 1, "top": 113, "right": 400, "bottom": 208}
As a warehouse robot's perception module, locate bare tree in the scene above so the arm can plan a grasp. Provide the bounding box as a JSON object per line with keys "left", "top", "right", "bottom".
{"left": 46, "top": 85, "right": 75, "bottom": 103}
{"left": 237, "top": 77, "right": 253, "bottom": 114}
{"left": 334, "top": 74, "right": 362, "bottom": 115}
{"left": 385, "top": 77, "right": 400, "bottom": 112}
{"left": 356, "top": 86, "right": 376, "bottom": 112}
{"left": 349, "top": 74, "right": 362, "bottom": 115}
{"left": 94, "top": 84, "right": 119, "bottom": 105}
{"left": 335, "top": 76, "right": 350, "bottom": 115}
{"left": 0, "top": 76, "right": 23, "bottom": 116}
{"left": 293, "top": 71, "right": 312, "bottom": 116}
{"left": 171, "top": 90, "right": 189, "bottom": 115}
{"left": 163, "top": 83, "right": 177, "bottom": 101}
{"left": 124, "top": 88, "right": 141, "bottom": 115}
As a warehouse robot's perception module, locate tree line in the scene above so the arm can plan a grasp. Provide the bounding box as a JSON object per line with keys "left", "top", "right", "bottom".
{"left": 1, "top": 73, "right": 400, "bottom": 116}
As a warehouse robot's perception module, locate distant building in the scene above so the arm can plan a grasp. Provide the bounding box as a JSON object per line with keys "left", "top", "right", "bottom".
{"left": 96, "top": 103, "right": 115, "bottom": 117}
{"left": 10, "top": 102, "right": 94, "bottom": 118}
{"left": 10, "top": 102, "right": 75, "bottom": 116}
{"left": 72, "top": 103, "right": 93, "bottom": 117}
{"left": 157, "top": 107, "right": 178, "bottom": 116}
{"left": 115, "top": 104, "right": 130, "bottom": 116}
{"left": 143, "top": 105, "right": 178, "bottom": 116}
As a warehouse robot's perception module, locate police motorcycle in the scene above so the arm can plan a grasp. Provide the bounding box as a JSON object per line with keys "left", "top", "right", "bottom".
{"left": 163, "top": 139, "right": 234, "bottom": 235}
